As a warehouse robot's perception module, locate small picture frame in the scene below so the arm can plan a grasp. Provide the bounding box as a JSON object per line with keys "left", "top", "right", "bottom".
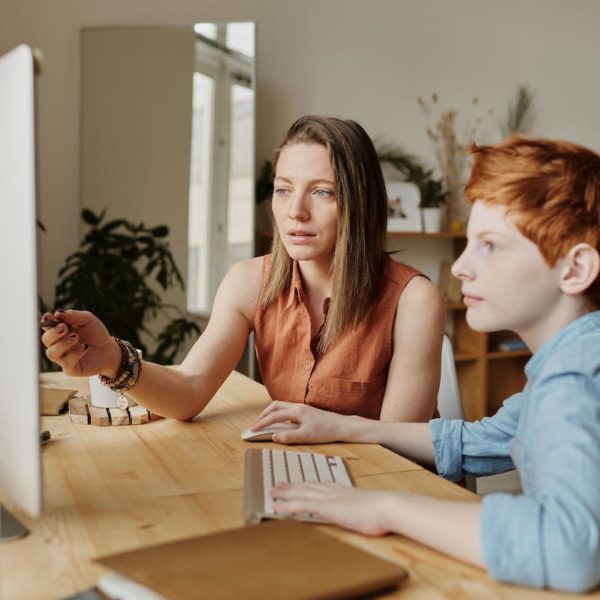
{"left": 385, "top": 181, "right": 422, "bottom": 232}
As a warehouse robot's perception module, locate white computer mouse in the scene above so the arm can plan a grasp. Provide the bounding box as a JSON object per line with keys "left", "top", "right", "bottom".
{"left": 241, "top": 422, "right": 300, "bottom": 442}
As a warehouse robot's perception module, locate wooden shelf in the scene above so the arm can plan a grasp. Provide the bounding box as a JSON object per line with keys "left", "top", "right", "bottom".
{"left": 487, "top": 350, "right": 531, "bottom": 360}
{"left": 453, "top": 352, "right": 479, "bottom": 362}
{"left": 445, "top": 302, "right": 466, "bottom": 310}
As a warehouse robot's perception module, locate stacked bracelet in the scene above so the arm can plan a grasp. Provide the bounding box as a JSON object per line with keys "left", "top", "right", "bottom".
{"left": 98, "top": 337, "right": 142, "bottom": 392}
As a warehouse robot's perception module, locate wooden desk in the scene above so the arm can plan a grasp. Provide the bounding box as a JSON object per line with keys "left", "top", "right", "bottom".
{"left": 0, "top": 371, "right": 586, "bottom": 599}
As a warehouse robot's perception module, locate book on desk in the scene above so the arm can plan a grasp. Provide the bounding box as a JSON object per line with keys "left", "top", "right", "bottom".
{"left": 94, "top": 520, "right": 408, "bottom": 600}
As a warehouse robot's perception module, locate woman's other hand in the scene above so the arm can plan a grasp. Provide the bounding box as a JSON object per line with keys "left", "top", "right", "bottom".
{"left": 41, "top": 309, "right": 120, "bottom": 377}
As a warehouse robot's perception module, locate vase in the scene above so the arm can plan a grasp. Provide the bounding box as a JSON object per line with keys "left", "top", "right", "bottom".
{"left": 446, "top": 186, "right": 471, "bottom": 232}
{"left": 421, "top": 207, "right": 443, "bottom": 233}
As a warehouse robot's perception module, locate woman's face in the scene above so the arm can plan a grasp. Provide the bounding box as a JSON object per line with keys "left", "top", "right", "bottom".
{"left": 272, "top": 143, "right": 338, "bottom": 266}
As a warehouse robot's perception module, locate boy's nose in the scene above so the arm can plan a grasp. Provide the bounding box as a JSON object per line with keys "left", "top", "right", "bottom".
{"left": 451, "top": 249, "right": 473, "bottom": 281}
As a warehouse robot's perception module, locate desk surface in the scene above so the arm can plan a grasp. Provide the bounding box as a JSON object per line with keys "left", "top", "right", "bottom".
{"left": 1, "top": 371, "right": 588, "bottom": 599}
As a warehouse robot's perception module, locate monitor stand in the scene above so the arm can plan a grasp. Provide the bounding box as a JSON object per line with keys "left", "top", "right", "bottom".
{"left": 0, "top": 505, "right": 29, "bottom": 541}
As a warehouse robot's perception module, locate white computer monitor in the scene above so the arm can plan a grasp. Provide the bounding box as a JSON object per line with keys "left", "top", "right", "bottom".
{"left": 0, "top": 44, "right": 42, "bottom": 540}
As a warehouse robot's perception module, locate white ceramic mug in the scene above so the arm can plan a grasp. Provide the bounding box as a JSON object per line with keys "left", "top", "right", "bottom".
{"left": 88, "top": 348, "right": 141, "bottom": 409}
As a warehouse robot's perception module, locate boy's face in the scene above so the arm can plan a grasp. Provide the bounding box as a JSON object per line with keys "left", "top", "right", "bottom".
{"left": 451, "top": 201, "right": 564, "bottom": 341}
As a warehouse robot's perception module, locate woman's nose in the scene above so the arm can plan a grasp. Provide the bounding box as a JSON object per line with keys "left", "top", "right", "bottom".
{"left": 288, "top": 193, "right": 310, "bottom": 221}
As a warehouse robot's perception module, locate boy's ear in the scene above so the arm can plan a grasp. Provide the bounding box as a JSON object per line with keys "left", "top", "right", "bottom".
{"left": 559, "top": 243, "right": 600, "bottom": 296}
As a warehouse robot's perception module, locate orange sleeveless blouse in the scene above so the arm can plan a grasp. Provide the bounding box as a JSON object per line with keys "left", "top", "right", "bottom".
{"left": 253, "top": 255, "right": 423, "bottom": 419}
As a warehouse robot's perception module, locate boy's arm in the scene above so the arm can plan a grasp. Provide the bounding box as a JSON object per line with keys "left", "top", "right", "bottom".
{"left": 252, "top": 390, "right": 523, "bottom": 475}
{"left": 252, "top": 401, "right": 436, "bottom": 466}
{"left": 432, "top": 391, "right": 522, "bottom": 481}
{"left": 479, "top": 367, "right": 600, "bottom": 592}
{"left": 272, "top": 484, "right": 484, "bottom": 568}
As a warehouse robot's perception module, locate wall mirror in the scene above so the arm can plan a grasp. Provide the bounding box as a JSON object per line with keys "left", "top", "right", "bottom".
{"left": 80, "top": 24, "right": 256, "bottom": 322}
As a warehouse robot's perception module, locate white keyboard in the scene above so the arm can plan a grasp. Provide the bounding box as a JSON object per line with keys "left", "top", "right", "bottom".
{"left": 244, "top": 448, "right": 353, "bottom": 524}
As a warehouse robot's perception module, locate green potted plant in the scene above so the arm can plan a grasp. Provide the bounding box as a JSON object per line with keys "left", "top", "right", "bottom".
{"left": 377, "top": 144, "right": 447, "bottom": 232}
{"left": 418, "top": 176, "right": 447, "bottom": 233}
{"left": 50, "top": 208, "right": 200, "bottom": 365}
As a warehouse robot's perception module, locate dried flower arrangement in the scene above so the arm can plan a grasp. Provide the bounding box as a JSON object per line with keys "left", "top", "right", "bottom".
{"left": 417, "top": 94, "right": 493, "bottom": 231}
{"left": 499, "top": 84, "right": 535, "bottom": 138}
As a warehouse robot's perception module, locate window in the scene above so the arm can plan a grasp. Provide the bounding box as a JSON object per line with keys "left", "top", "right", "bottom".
{"left": 187, "top": 23, "right": 255, "bottom": 315}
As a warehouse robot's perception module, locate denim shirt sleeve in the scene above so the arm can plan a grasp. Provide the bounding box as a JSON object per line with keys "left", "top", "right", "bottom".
{"left": 430, "top": 391, "right": 522, "bottom": 481}
{"left": 481, "top": 369, "right": 600, "bottom": 592}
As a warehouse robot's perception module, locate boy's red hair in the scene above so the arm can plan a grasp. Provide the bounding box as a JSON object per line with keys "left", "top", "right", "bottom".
{"left": 465, "top": 136, "right": 600, "bottom": 307}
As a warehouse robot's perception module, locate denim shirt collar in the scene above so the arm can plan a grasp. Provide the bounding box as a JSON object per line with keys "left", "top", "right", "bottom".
{"left": 525, "top": 310, "right": 600, "bottom": 379}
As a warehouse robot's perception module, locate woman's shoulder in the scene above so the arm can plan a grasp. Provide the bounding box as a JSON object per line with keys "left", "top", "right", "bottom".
{"left": 218, "top": 256, "right": 267, "bottom": 318}
{"left": 383, "top": 255, "right": 423, "bottom": 286}
{"left": 395, "top": 268, "right": 444, "bottom": 317}
{"left": 401, "top": 275, "right": 444, "bottom": 306}
{"left": 225, "top": 256, "right": 266, "bottom": 289}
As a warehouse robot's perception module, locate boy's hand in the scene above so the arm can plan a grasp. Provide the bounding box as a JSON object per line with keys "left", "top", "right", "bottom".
{"left": 271, "top": 482, "right": 396, "bottom": 536}
{"left": 251, "top": 401, "right": 351, "bottom": 444}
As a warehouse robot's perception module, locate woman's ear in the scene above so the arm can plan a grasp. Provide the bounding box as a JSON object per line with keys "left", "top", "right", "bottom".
{"left": 559, "top": 243, "right": 600, "bottom": 296}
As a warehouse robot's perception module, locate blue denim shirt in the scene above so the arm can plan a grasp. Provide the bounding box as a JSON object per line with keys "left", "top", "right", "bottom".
{"left": 430, "top": 310, "right": 600, "bottom": 592}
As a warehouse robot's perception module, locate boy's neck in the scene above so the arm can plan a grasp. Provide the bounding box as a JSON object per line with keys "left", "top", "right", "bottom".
{"left": 519, "top": 297, "right": 593, "bottom": 353}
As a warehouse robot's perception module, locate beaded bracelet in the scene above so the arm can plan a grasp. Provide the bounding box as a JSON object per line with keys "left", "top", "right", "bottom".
{"left": 98, "top": 337, "right": 142, "bottom": 392}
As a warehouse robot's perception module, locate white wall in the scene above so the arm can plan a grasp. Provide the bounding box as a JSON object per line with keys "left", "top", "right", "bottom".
{"left": 1, "top": 0, "right": 599, "bottom": 300}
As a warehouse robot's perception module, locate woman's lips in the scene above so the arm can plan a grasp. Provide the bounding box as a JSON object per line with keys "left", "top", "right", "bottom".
{"left": 287, "top": 231, "right": 316, "bottom": 244}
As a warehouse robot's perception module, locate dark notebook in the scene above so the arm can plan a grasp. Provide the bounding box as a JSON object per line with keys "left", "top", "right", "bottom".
{"left": 95, "top": 519, "right": 408, "bottom": 599}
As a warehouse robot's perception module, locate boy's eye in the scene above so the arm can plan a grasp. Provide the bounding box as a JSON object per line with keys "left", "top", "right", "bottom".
{"left": 483, "top": 240, "right": 498, "bottom": 253}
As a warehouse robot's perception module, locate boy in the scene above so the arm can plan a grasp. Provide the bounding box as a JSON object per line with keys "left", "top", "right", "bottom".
{"left": 252, "top": 136, "right": 600, "bottom": 592}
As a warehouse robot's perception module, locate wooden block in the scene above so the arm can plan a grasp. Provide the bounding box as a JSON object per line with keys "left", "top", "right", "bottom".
{"left": 108, "top": 408, "right": 130, "bottom": 426}
{"left": 89, "top": 404, "right": 110, "bottom": 426}
{"left": 69, "top": 413, "right": 90, "bottom": 425}
{"left": 68, "top": 395, "right": 90, "bottom": 425}
{"left": 67, "top": 394, "right": 159, "bottom": 426}
{"left": 69, "top": 395, "right": 88, "bottom": 416}
{"left": 128, "top": 405, "right": 149, "bottom": 425}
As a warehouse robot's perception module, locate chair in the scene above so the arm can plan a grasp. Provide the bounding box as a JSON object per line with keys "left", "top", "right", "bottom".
{"left": 437, "top": 335, "right": 522, "bottom": 496}
{"left": 437, "top": 335, "right": 477, "bottom": 492}
{"left": 437, "top": 335, "right": 464, "bottom": 420}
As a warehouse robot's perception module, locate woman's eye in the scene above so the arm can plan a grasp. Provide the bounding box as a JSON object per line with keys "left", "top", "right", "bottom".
{"left": 274, "top": 187, "right": 289, "bottom": 197}
{"left": 314, "top": 188, "right": 334, "bottom": 198}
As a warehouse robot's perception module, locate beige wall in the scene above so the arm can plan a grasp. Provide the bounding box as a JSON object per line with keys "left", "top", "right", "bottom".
{"left": 1, "top": 0, "right": 600, "bottom": 301}
{"left": 80, "top": 27, "right": 194, "bottom": 321}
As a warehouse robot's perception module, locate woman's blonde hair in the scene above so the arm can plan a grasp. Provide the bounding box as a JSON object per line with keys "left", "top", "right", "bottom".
{"left": 259, "top": 115, "right": 388, "bottom": 351}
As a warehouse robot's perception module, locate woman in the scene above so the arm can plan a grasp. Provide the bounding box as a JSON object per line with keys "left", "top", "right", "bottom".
{"left": 42, "top": 115, "right": 445, "bottom": 422}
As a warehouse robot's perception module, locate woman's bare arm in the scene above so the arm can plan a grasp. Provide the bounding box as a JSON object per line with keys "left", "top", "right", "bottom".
{"left": 43, "top": 257, "right": 264, "bottom": 420}
{"left": 379, "top": 276, "right": 446, "bottom": 422}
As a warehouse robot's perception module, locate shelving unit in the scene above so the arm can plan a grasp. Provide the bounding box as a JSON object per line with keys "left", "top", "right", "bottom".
{"left": 387, "top": 231, "right": 529, "bottom": 421}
